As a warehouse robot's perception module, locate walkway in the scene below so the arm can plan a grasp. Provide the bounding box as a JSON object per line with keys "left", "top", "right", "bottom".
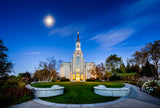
{"left": 9, "top": 84, "right": 160, "bottom": 108}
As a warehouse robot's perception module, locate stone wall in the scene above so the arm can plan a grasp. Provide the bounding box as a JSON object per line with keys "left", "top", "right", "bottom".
{"left": 26, "top": 84, "right": 64, "bottom": 97}
{"left": 94, "top": 84, "right": 131, "bottom": 97}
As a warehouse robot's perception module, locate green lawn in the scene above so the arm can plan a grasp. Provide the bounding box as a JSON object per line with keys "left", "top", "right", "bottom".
{"left": 31, "top": 82, "right": 125, "bottom": 104}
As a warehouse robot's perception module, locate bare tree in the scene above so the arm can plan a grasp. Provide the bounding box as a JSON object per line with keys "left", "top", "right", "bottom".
{"left": 148, "top": 40, "right": 160, "bottom": 79}
{"left": 34, "top": 57, "right": 62, "bottom": 81}
{"left": 89, "top": 63, "right": 105, "bottom": 80}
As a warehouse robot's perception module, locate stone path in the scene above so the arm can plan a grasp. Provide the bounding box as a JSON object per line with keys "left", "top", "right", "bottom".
{"left": 9, "top": 84, "right": 160, "bottom": 108}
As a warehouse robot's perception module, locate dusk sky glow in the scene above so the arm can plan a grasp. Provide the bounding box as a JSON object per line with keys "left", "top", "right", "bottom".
{"left": 0, "top": 0, "right": 160, "bottom": 75}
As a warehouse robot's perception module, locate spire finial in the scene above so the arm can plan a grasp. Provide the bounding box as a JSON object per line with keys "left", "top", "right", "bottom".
{"left": 77, "top": 31, "right": 79, "bottom": 42}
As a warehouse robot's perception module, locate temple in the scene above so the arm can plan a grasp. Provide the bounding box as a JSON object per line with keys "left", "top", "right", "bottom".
{"left": 60, "top": 32, "right": 95, "bottom": 81}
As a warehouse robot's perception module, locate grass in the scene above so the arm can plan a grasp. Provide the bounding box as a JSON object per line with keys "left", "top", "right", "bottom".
{"left": 31, "top": 82, "right": 125, "bottom": 104}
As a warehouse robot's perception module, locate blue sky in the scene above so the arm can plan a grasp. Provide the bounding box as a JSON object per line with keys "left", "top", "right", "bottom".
{"left": 0, "top": 0, "right": 160, "bottom": 75}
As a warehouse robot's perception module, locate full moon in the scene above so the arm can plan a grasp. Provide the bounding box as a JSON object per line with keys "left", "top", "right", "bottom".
{"left": 44, "top": 15, "right": 55, "bottom": 27}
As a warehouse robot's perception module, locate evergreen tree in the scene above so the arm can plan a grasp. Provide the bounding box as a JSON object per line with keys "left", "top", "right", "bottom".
{"left": 120, "top": 63, "right": 126, "bottom": 73}
{"left": 129, "top": 64, "right": 139, "bottom": 73}
{"left": 126, "top": 63, "right": 130, "bottom": 73}
{"left": 0, "top": 39, "right": 13, "bottom": 77}
{"left": 105, "top": 54, "right": 122, "bottom": 74}
{"left": 141, "top": 60, "right": 155, "bottom": 77}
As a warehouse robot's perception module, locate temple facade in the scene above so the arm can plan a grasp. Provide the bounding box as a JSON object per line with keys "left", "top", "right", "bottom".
{"left": 60, "top": 32, "right": 95, "bottom": 82}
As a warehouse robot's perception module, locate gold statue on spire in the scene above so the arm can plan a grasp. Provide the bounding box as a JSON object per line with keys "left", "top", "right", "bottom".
{"left": 77, "top": 31, "right": 79, "bottom": 35}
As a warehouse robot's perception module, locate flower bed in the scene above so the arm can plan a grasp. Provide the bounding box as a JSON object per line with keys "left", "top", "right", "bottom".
{"left": 0, "top": 76, "right": 34, "bottom": 107}
{"left": 142, "top": 80, "right": 160, "bottom": 98}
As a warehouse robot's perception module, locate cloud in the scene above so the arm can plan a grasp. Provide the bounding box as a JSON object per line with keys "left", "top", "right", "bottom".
{"left": 24, "top": 52, "right": 42, "bottom": 55}
{"left": 90, "top": 16, "right": 154, "bottom": 49}
{"left": 125, "top": 0, "right": 159, "bottom": 17}
{"left": 49, "top": 26, "right": 74, "bottom": 37}
{"left": 90, "top": 28, "right": 134, "bottom": 48}
{"left": 89, "top": 0, "right": 157, "bottom": 49}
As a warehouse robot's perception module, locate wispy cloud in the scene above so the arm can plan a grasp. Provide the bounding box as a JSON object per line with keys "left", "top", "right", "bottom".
{"left": 90, "top": 16, "right": 153, "bottom": 49}
{"left": 90, "top": 27, "right": 134, "bottom": 48}
{"left": 89, "top": 0, "right": 157, "bottom": 49}
{"left": 125, "top": 0, "right": 159, "bottom": 17}
{"left": 49, "top": 25, "right": 74, "bottom": 37}
{"left": 49, "top": 24, "right": 86, "bottom": 37}
{"left": 24, "top": 52, "right": 42, "bottom": 55}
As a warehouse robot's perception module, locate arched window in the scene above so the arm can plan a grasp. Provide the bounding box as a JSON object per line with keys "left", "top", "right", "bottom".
{"left": 77, "top": 45, "right": 79, "bottom": 48}
{"left": 76, "top": 56, "right": 80, "bottom": 72}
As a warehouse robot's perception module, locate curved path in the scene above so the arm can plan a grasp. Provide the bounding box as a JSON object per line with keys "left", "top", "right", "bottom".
{"left": 9, "top": 84, "right": 160, "bottom": 108}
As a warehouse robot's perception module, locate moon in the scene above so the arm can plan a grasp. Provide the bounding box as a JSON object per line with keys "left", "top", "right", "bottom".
{"left": 44, "top": 15, "right": 55, "bottom": 27}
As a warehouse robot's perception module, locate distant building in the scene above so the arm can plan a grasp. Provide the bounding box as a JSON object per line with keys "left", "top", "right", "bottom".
{"left": 60, "top": 32, "right": 95, "bottom": 81}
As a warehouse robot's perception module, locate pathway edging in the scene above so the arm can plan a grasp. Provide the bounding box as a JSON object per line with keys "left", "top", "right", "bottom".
{"left": 9, "top": 83, "right": 160, "bottom": 108}
{"left": 33, "top": 96, "right": 128, "bottom": 107}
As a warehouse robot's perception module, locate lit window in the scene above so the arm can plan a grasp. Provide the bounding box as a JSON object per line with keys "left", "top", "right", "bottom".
{"left": 81, "top": 74, "right": 83, "bottom": 80}
{"left": 73, "top": 74, "right": 75, "bottom": 80}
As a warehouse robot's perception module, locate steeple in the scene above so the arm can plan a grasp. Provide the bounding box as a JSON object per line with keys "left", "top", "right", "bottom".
{"left": 74, "top": 31, "right": 83, "bottom": 57}
{"left": 75, "top": 31, "right": 81, "bottom": 51}
{"left": 77, "top": 31, "right": 79, "bottom": 42}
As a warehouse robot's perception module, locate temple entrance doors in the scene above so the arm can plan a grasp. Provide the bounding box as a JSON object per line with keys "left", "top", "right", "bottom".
{"left": 76, "top": 73, "right": 80, "bottom": 81}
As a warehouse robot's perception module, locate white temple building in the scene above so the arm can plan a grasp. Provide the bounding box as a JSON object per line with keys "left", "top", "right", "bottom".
{"left": 60, "top": 32, "right": 95, "bottom": 82}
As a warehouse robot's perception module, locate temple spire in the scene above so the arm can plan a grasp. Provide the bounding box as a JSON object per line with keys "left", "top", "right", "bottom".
{"left": 77, "top": 31, "right": 79, "bottom": 42}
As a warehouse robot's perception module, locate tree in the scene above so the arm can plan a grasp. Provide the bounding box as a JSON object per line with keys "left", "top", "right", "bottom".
{"left": 132, "top": 51, "right": 142, "bottom": 66}
{"left": 88, "top": 65, "right": 96, "bottom": 77}
{"left": 132, "top": 51, "right": 142, "bottom": 78}
{"left": 130, "top": 64, "right": 139, "bottom": 73}
{"left": 89, "top": 63, "right": 105, "bottom": 80}
{"left": 148, "top": 40, "right": 160, "bottom": 79}
{"left": 126, "top": 63, "right": 131, "bottom": 73}
{"left": 22, "top": 72, "right": 31, "bottom": 78}
{"left": 33, "top": 57, "right": 62, "bottom": 81}
{"left": 34, "top": 69, "right": 50, "bottom": 81}
{"left": 18, "top": 73, "right": 23, "bottom": 78}
{"left": 105, "top": 54, "right": 122, "bottom": 77}
{"left": 105, "top": 70, "right": 112, "bottom": 81}
{"left": 141, "top": 60, "right": 155, "bottom": 77}
{"left": 120, "top": 63, "right": 126, "bottom": 73}
{"left": 129, "top": 40, "right": 160, "bottom": 79}
{"left": 126, "top": 58, "right": 136, "bottom": 66}
{"left": 141, "top": 45, "right": 150, "bottom": 65}
{"left": 95, "top": 63, "right": 105, "bottom": 80}
{"left": 0, "top": 39, "right": 13, "bottom": 77}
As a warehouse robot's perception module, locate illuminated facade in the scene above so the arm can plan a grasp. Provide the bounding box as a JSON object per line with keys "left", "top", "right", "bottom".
{"left": 60, "top": 32, "right": 95, "bottom": 82}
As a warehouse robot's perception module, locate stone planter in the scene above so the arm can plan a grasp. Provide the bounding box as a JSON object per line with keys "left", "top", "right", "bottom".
{"left": 94, "top": 84, "right": 130, "bottom": 97}
{"left": 26, "top": 84, "right": 64, "bottom": 97}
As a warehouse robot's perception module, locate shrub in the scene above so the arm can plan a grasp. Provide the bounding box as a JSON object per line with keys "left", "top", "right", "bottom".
{"left": 61, "top": 78, "right": 70, "bottom": 82}
{"left": 128, "top": 80, "right": 137, "bottom": 85}
{"left": 142, "top": 80, "right": 160, "bottom": 98}
{"left": 0, "top": 87, "right": 34, "bottom": 107}
{"left": 95, "top": 79, "right": 102, "bottom": 82}
{"left": 86, "top": 79, "right": 95, "bottom": 82}
{"left": 136, "top": 80, "right": 145, "bottom": 87}
{"left": 51, "top": 80, "right": 55, "bottom": 82}
{"left": 2, "top": 80, "right": 19, "bottom": 89}
{"left": 56, "top": 80, "right": 61, "bottom": 82}
{"left": 0, "top": 75, "right": 34, "bottom": 107}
